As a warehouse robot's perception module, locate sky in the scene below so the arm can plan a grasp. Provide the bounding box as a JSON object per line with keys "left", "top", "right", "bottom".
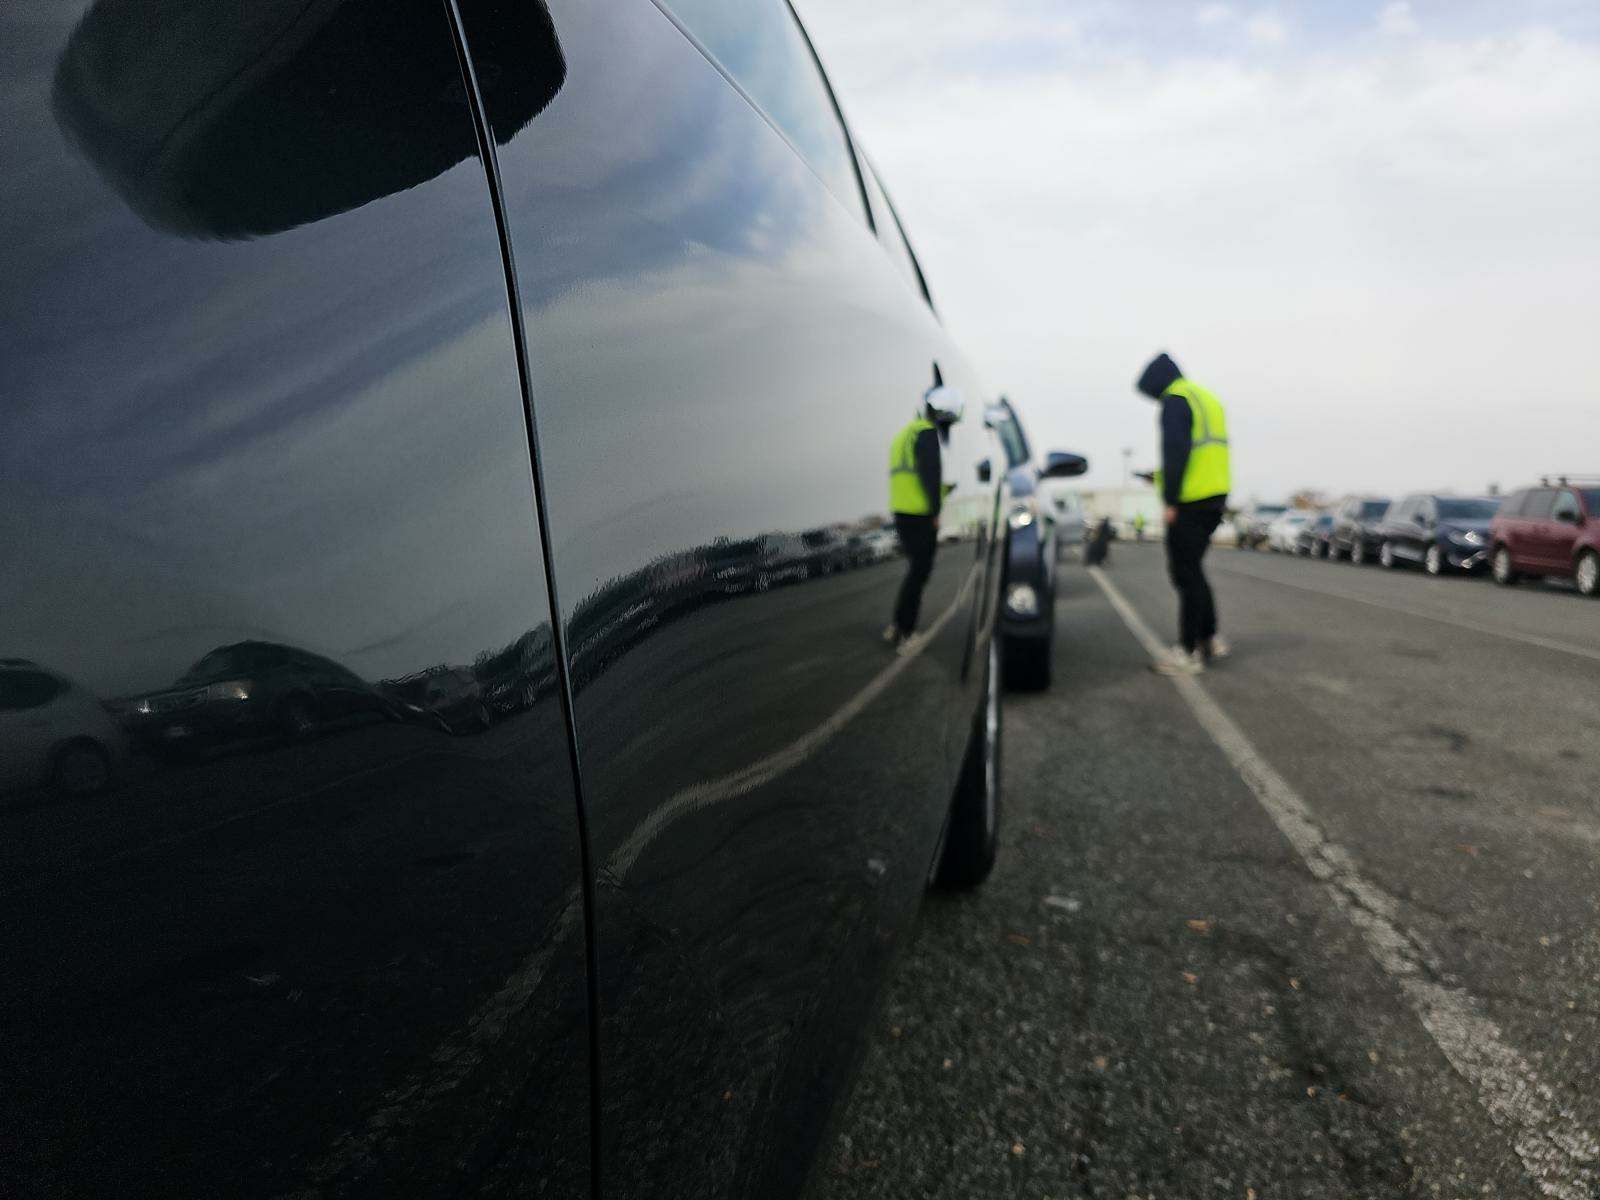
{"left": 797, "top": 0, "right": 1600, "bottom": 503}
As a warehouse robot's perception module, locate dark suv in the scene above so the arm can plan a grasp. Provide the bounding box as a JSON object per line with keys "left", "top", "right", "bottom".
{"left": 3, "top": 2, "right": 1017, "bottom": 1196}
{"left": 986, "top": 397, "right": 1088, "bottom": 690}
{"left": 1329, "top": 495, "right": 1391, "bottom": 563}
{"left": 1490, "top": 480, "right": 1600, "bottom": 596}
{"left": 1377, "top": 494, "right": 1501, "bottom": 575}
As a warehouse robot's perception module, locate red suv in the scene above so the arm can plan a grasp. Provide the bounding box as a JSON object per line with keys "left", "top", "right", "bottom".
{"left": 1490, "top": 478, "right": 1600, "bottom": 596}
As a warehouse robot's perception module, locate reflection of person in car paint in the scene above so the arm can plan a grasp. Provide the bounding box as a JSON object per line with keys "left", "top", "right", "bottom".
{"left": 883, "top": 377, "right": 963, "bottom": 654}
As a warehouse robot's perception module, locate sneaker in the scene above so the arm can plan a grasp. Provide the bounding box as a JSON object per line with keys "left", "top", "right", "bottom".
{"left": 1149, "top": 645, "right": 1205, "bottom": 676}
{"left": 881, "top": 623, "right": 900, "bottom": 645}
{"left": 1206, "top": 634, "right": 1231, "bottom": 662}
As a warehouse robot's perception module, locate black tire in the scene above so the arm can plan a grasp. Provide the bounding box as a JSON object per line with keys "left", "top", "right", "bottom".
{"left": 1492, "top": 546, "right": 1518, "bottom": 586}
{"left": 52, "top": 739, "right": 111, "bottom": 798}
{"left": 1350, "top": 539, "right": 1367, "bottom": 566}
{"left": 1002, "top": 630, "right": 1051, "bottom": 692}
{"left": 1578, "top": 551, "right": 1600, "bottom": 598}
{"left": 933, "top": 638, "right": 1002, "bottom": 890}
{"left": 1380, "top": 541, "right": 1398, "bottom": 569}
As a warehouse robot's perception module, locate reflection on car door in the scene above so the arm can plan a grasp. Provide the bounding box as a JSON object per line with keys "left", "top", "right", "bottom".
{"left": 456, "top": 2, "right": 997, "bottom": 1196}
{"left": 3, "top": 0, "right": 591, "bottom": 1193}
{"left": 1548, "top": 489, "right": 1582, "bottom": 573}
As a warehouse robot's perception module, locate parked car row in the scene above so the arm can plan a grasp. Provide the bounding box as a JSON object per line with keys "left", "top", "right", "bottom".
{"left": 1247, "top": 477, "right": 1600, "bottom": 596}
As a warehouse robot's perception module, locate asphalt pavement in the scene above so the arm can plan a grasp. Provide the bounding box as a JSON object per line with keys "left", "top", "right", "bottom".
{"left": 816, "top": 541, "right": 1600, "bottom": 1200}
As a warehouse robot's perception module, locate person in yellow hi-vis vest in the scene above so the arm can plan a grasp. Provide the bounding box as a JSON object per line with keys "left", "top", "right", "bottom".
{"left": 883, "top": 381, "right": 964, "bottom": 653}
{"left": 1136, "top": 352, "right": 1231, "bottom": 675}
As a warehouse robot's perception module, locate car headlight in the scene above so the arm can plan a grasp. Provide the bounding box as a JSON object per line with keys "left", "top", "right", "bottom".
{"left": 1007, "top": 499, "right": 1038, "bottom": 530}
{"left": 1005, "top": 583, "right": 1039, "bottom": 616}
{"left": 205, "top": 679, "right": 252, "bottom": 701}
{"left": 1449, "top": 530, "right": 1484, "bottom": 547}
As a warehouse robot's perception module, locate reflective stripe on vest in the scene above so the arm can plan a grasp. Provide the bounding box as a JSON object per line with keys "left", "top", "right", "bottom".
{"left": 888, "top": 418, "right": 935, "bottom": 515}
{"left": 1163, "top": 378, "right": 1231, "bottom": 503}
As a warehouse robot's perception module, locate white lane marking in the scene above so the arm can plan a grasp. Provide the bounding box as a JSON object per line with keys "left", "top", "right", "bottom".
{"left": 1089, "top": 565, "right": 1600, "bottom": 1199}
{"left": 606, "top": 571, "right": 975, "bottom": 877}
{"left": 1212, "top": 559, "right": 1600, "bottom": 664}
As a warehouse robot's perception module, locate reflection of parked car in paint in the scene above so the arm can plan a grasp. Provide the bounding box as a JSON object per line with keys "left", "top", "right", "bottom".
{"left": 114, "top": 641, "right": 394, "bottom": 749}
{"left": 986, "top": 397, "right": 1089, "bottom": 690}
{"left": 1490, "top": 479, "right": 1600, "bottom": 595}
{"left": 0, "top": 660, "right": 128, "bottom": 798}
{"left": 799, "top": 527, "right": 851, "bottom": 575}
{"left": 384, "top": 666, "right": 491, "bottom": 734}
{"left": 1049, "top": 491, "right": 1087, "bottom": 554}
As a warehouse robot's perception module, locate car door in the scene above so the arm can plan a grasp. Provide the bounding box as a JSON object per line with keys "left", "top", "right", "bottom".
{"left": 453, "top": 2, "right": 1000, "bottom": 1196}
{"left": 1549, "top": 489, "right": 1584, "bottom": 574}
{"left": 1, "top": 1, "right": 593, "bottom": 1194}
{"left": 1520, "top": 489, "right": 1558, "bottom": 570}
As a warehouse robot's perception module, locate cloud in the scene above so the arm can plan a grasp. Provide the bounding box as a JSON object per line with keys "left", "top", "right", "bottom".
{"left": 797, "top": 1, "right": 1600, "bottom": 500}
{"left": 1378, "top": 1, "right": 1421, "bottom": 36}
{"left": 1196, "top": 3, "right": 1235, "bottom": 26}
{"left": 1245, "top": 12, "right": 1289, "bottom": 44}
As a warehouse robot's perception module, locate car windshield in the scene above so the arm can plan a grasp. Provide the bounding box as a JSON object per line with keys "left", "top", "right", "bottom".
{"left": 1581, "top": 489, "right": 1600, "bottom": 512}
{"left": 1437, "top": 498, "right": 1500, "bottom": 521}
{"left": 1361, "top": 501, "right": 1389, "bottom": 518}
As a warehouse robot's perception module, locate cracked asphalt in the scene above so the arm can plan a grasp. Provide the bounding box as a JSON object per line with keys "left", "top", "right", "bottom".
{"left": 813, "top": 541, "right": 1600, "bottom": 1200}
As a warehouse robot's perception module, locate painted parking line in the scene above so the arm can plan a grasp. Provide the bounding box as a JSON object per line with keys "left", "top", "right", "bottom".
{"left": 1090, "top": 565, "right": 1600, "bottom": 1200}
{"left": 1211, "top": 559, "right": 1600, "bottom": 664}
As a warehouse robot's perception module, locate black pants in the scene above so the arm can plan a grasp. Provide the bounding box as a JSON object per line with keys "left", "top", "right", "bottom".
{"left": 1165, "top": 502, "right": 1225, "bottom": 653}
{"left": 893, "top": 513, "right": 937, "bottom": 635}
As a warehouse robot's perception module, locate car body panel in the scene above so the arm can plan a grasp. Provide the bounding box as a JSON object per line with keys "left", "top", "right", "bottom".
{"left": 1378, "top": 494, "right": 1497, "bottom": 571}
{"left": 1492, "top": 485, "right": 1600, "bottom": 579}
{"left": 458, "top": 2, "right": 1004, "bottom": 1197}
{"left": 1329, "top": 495, "right": 1391, "bottom": 559}
{"left": 2, "top": 0, "right": 592, "bottom": 1194}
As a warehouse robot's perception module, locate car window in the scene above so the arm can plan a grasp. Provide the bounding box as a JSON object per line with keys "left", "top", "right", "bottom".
{"left": 1523, "top": 489, "right": 1556, "bottom": 519}
{"left": 1436, "top": 497, "right": 1499, "bottom": 521}
{"left": 1582, "top": 489, "right": 1600, "bottom": 513}
{"left": 1498, "top": 490, "right": 1525, "bottom": 518}
{"left": 1361, "top": 500, "right": 1389, "bottom": 520}
{"left": 997, "top": 410, "right": 1029, "bottom": 467}
{"left": 0, "top": 669, "right": 64, "bottom": 712}
{"left": 1552, "top": 490, "right": 1581, "bottom": 522}
{"left": 662, "top": 0, "right": 866, "bottom": 224}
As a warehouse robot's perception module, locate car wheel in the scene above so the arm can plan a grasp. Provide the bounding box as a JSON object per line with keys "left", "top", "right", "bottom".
{"left": 53, "top": 739, "right": 111, "bottom": 798}
{"left": 1350, "top": 540, "right": 1366, "bottom": 566}
{"left": 1380, "top": 541, "right": 1397, "bottom": 569}
{"left": 1425, "top": 544, "right": 1444, "bottom": 576}
{"left": 1492, "top": 546, "right": 1518, "bottom": 586}
{"left": 933, "top": 636, "right": 1002, "bottom": 890}
{"left": 278, "top": 693, "right": 318, "bottom": 739}
{"left": 1578, "top": 551, "right": 1600, "bottom": 598}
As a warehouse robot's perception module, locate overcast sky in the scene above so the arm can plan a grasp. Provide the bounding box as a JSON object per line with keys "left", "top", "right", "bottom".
{"left": 798, "top": 0, "right": 1600, "bottom": 502}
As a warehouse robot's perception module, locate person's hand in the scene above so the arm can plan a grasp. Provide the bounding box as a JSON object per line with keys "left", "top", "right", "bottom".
{"left": 1165, "top": 506, "right": 1178, "bottom": 526}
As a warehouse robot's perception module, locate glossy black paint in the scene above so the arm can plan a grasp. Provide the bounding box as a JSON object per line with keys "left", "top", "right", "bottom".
{"left": 1329, "top": 495, "right": 1391, "bottom": 562}
{"left": 457, "top": 1, "right": 1005, "bottom": 1195}
{"left": 4, "top": 0, "right": 1008, "bottom": 1197}
{"left": 2, "top": 0, "right": 590, "bottom": 1194}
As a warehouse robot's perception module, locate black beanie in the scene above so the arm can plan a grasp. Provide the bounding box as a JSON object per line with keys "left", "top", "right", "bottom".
{"left": 1136, "top": 352, "right": 1182, "bottom": 398}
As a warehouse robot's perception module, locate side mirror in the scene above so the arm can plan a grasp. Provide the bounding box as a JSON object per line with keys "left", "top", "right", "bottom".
{"left": 1041, "top": 451, "right": 1089, "bottom": 479}
{"left": 976, "top": 458, "right": 992, "bottom": 484}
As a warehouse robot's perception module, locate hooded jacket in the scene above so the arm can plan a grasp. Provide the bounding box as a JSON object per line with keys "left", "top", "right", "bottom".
{"left": 1137, "top": 353, "right": 1221, "bottom": 508}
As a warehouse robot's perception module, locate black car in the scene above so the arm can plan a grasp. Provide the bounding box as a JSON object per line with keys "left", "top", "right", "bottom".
{"left": 1295, "top": 512, "right": 1334, "bottom": 557}
{"left": 1377, "top": 494, "right": 1502, "bottom": 574}
{"left": 3, "top": 2, "right": 1015, "bottom": 1197}
{"left": 986, "top": 397, "right": 1088, "bottom": 689}
{"left": 1329, "top": 495, "right": 1392, "bottom": 564}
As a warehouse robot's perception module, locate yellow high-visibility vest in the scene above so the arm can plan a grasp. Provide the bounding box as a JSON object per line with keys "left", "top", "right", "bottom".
{"left": 1164, "top": 378, "right": 1230, "bottom": 502}
{"left": 888, "top": 418, "right": 936, "bottom": 515}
